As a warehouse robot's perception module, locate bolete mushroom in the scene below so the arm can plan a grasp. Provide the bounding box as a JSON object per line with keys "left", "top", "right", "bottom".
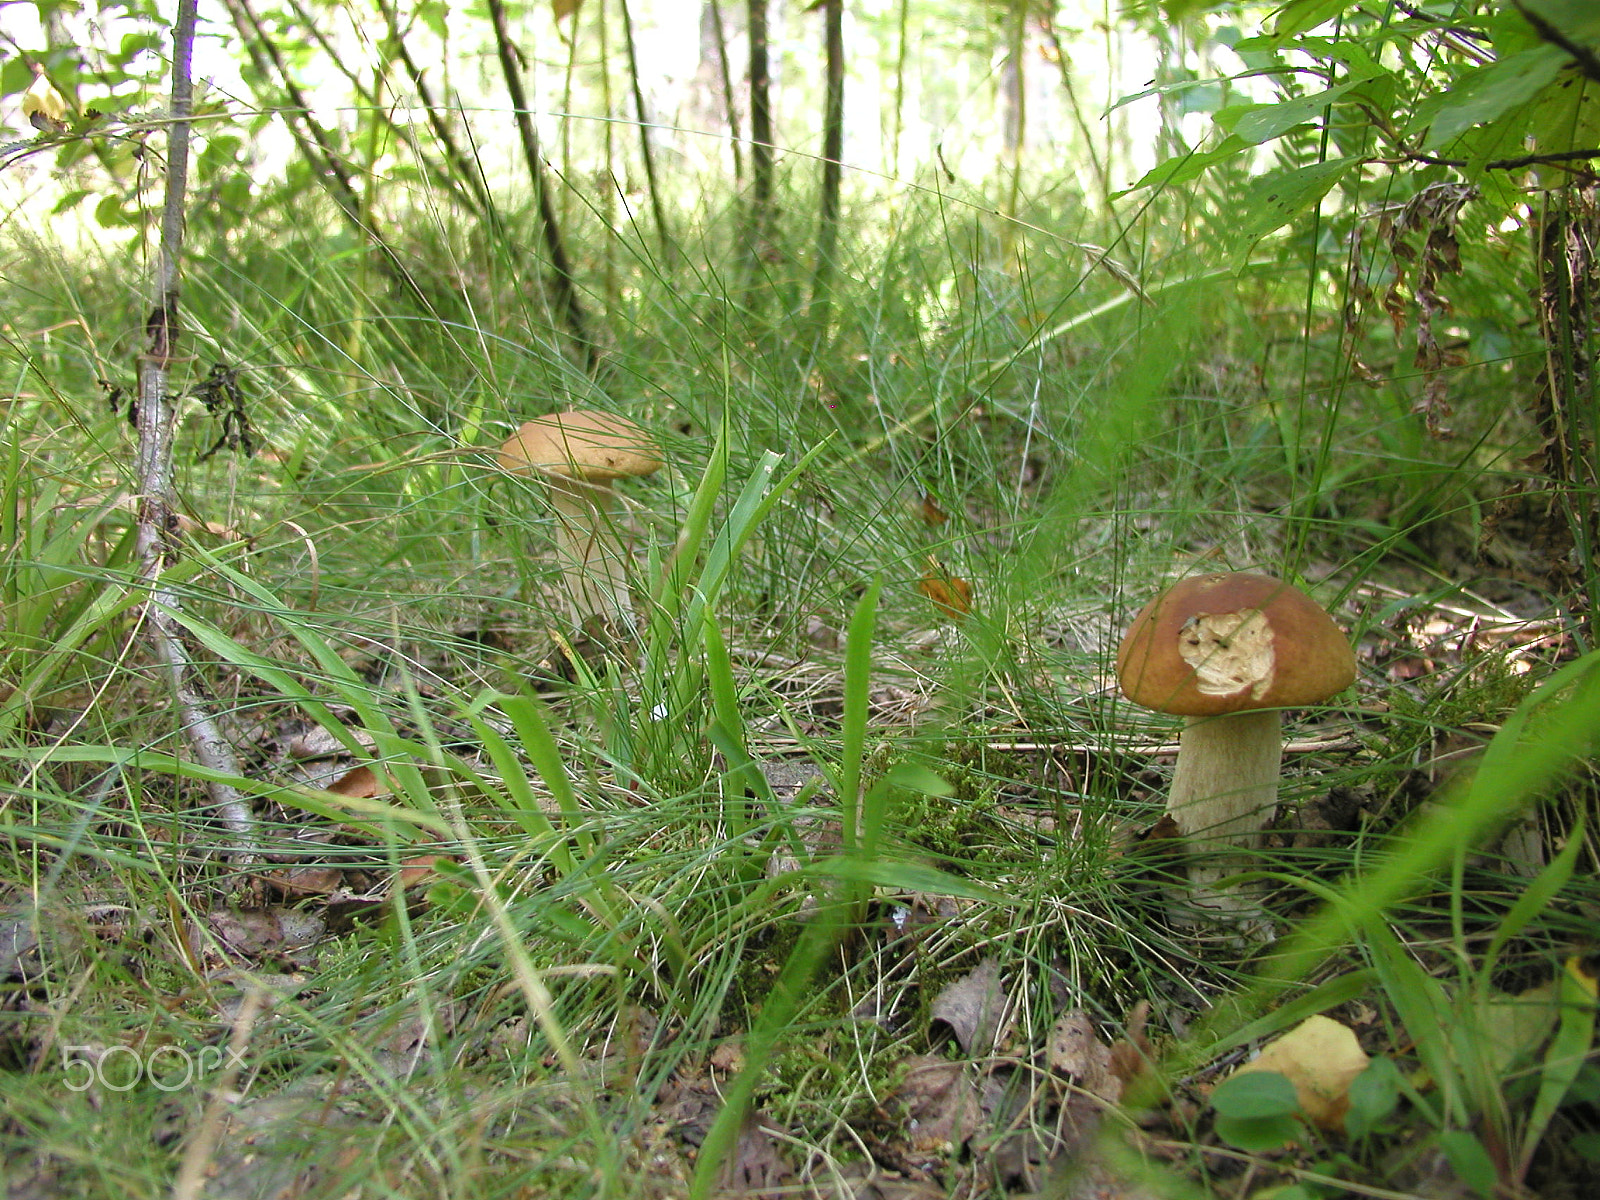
{"left": 497, "top": 409, "right": 662, "bottom": 634}
{"left": 1116, "top": 571, "right": 1355, "bottom": 921}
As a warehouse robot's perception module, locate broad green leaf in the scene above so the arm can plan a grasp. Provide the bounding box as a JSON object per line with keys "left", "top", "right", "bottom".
{"left": 1345, "top": 1056, "right": 1402, "bottom": 1138}
{"left": 1211, "top": 1069, "right": 1302, "bottom": 1119}
{"left": 1517, "top": 0, "right": 1600, "bottom": 43}
{"left": 1231, "top": 156, "right": 1359, "bottom": 257}
{"left": 1211, "top": 1071, "right": 1303, "bottom": 1151}
{"left": 884, "top": 761, "right": 955, "bottom": 798}
{"left": 1112, "top": 135, "right": 1250, "bottom": 198}
{"left": 1519, "top": 70, "right": 1600, "bottom": 181}
{"left": 1518, "top": 959, "right": 1600, "bottom": 1177}
{"left": 1216, "top": 80, "right": 1364, "bottom": 145}
{"left": 1425, "top": 45, "right": 1570, "bottom": 148}
{"left": 1270, "top": 0, "right": 1349, "bottom": 41}
{"left": 1436, "top": 1130, "right": 1498, "bottom": 1200}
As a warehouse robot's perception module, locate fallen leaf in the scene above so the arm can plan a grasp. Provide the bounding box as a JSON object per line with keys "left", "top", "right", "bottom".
{"left": 173, "top": 513, "right": 248, "bottom": 542}
{"left": 397, "top": 855, "right": 454, "bottom": 890}
{"left": 1107, "top": 1000, "right": 1154, "bottom": 1092}
{"left": 928, "top": 957, "right": 1011, "bottom": 1055}
{"left": 1047, "top": 1010, "right": 1122, "bottom": 1103}
{"left": 286, "top": 724, "right": 373, "bottom": 760}
{"left": 917, "top": 557, "right": 973, "bottom": 619}
{"left": 892, "top": 1055, "right": 984, "bottom": 1154}
{"left": 326, "top": 764, "right": 382, "bottom": 798}
{"left": 191, "top": 908, "right": 327, "bottom": 968}
{"left": 255, "top": 865, "right": 344, "bottom": 898}
{"left": 709, "top": 1036, "right": 744, "bottom": 1075}
{"left": 1230, "top": 1014, "right": 1369, "bottom": 1131}
{"left": 719, "top": 1113, "right": 798, "bottom": 1196}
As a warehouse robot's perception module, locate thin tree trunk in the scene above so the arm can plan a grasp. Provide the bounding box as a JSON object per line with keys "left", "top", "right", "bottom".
{"left": 560, "top": 0, "right": 580, "bottom": 233}
{"left": 484, "top": 0, "right": 594, "bottom": 367}
{"left": 375, "top": 0, "right": 498, "bottom": 224}
{"left": 889, "top": 0, "right": 909, "bottom": 179}
{"left": 708, "top": 0, "right": 743, "bottom": 182}
{"left": 223, "top": 0, "right": 429, "bottom": 310}
{"left": 1039, "top": 11, "right": 1110, "bottom": 211}
{"left": 598, "top": 0, "right": 619, "bottom": 308}
{"left": 1000, "top": 0, "right": 1025, "bottom": 240}
{"left": 810, "top": 0, "right": 843, "bottom": 331}
{"left": 138, "top": 0, "right": 256, "bottom": 863}
{"left": 746, "top": 0, "right": 774, "bottom": 270}
{"left": 616, "top": 0, "right": 672, "bottom": 263}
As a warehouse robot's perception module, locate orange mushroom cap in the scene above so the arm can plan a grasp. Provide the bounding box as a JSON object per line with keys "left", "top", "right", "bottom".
{"left": 1116, "top": 572, "right": 1354, "bottom": 717}
{"left": 497, "top": 409, "right": 661, "bottom": 483}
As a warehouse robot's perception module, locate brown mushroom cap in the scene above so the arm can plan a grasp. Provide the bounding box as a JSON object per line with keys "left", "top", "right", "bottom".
{"left": 1116, "top": 571, "right": 1355, "bottom": 717}
{"left": 497, "top": 410, "right": 662, "bottom": 483}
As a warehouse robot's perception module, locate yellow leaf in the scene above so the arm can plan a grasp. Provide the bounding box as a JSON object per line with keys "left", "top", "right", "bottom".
{"left": 22, "top": 66, "right": 68, "bottom": 131}
{"left": 1230, "top": 1014, "right": 1369, "bottom": 1131}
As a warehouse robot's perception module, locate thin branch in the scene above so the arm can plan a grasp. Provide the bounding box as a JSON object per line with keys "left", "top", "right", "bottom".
{"left": 617, "top": 0, "right": 672, "bottom": 261}
{"left": 1387, "top": 146, "right": 1600, "bottom": 172}
{"left": 707, "top": 0, "right": 743, "bottom": 182}
{"left": 136, "top": 0, "right": 256, "bottom": 863}
{"left": 221, "top": 0, "right": 432, "bottom": 311}
{"left": 1514, "top": 0, "right": 1600, "bottom": 83}
{"left": 484, "top": 0, "right": 594, "bottom": 366}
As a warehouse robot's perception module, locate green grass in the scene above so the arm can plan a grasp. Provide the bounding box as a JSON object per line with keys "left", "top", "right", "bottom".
{"left": 0, "top": 159, "right": 1596, "bottom": 1200}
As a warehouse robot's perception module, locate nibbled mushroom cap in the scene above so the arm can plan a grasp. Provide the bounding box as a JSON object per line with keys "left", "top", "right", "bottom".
{"left": 497, "top": 410, "right": 662, "bottom": 483}
{"left": 1116, "top": 571, "right": 1355, "bottom": 716}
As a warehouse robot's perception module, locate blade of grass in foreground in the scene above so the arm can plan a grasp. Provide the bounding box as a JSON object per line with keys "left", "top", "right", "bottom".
{"left": 685, "top": 577, "right": 881, "bottom": 1199}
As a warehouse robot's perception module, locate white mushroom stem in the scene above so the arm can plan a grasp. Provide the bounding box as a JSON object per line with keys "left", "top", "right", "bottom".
{"left": 1168, "top": 708, "right": 1282, "bottom": 925}
{"left": 1168, "top": 709, "right": 1283, "bottom": 848}
{"left": 544, "top": 476, "right": 638, "bottom": 632}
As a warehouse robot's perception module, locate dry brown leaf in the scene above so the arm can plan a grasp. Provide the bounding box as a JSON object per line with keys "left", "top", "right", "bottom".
{"left": 718, "top": 1113, "right": 797, "bottom": 1196}
{"left": 326, "top": 764, "right": 382, "bottom": 798}
{"left": 173, "top": 513, "right": 248, "bottom": 542}
{"left": 917, "top": 557, "right": 973, "bottom": 619}
{"left": 255, "top": 865, "right": 344, "bottom": 898}
{"left": 1047, "top": 1010, "right": 1122, "bottom": 1103}
{"left": 1107, "top": 999, "right": 1154, "bottom": 1092}
{"left": 892, "top": 1056, "right": 984, "bottom": 1155}
{"left": 1230, "top": 1014, "right": 1369, "bottom": 1131}
{"left": 286, "top": 724, "right": 373, "bottom": 760}
{"left": 396, "top": 855, "right": 454, "bottom": 890}
{"left": 193, "top": 908, "right": 326, "bottom": 965}
{"left": 928, "top": 957, "right": 1011, "bottom": 1055}
{"left": 709, "top": 1036, "right": 744, "bottom": 1075}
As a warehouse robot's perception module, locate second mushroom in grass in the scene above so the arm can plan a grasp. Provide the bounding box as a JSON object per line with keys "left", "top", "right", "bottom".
{"left": 497, "top": 409, "right": 662, "bottom": 636}
{"left": 1115, "top": 571, "right": 1355, "bottom": 923}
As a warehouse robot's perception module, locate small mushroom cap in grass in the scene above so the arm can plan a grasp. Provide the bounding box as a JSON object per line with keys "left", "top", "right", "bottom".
{"left": 497, "top": 409, "right": 663, "bottom": 483}
{"left": 1116, "top": 571, "right": 1355, "bottom": 718}
{"left": 495, "top": 409, "right": 662, "bottom": 635}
